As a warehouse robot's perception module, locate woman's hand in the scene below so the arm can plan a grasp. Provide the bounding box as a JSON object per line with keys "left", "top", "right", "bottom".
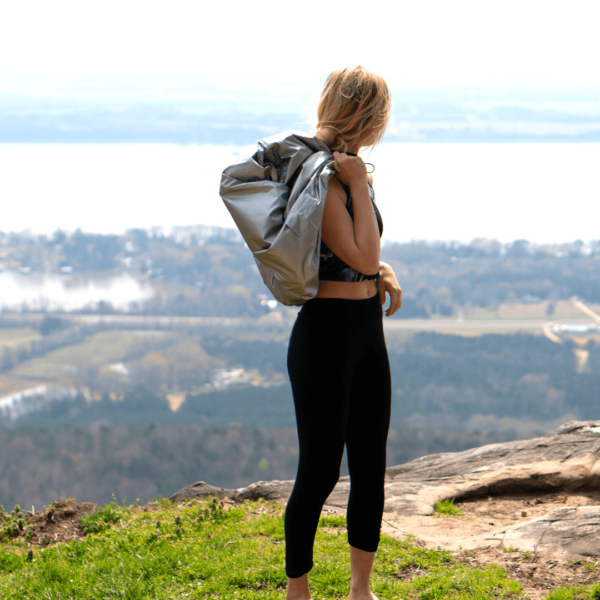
{"left": 377, "top": 262, "right": 402, "bottom": 317}
{"left": 332, "top": 151, "right": 367, "bottom": 188}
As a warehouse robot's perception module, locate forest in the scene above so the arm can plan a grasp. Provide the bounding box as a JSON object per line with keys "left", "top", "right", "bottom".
{"left": 0, "top": 422, "right": 528, "bottom": 510}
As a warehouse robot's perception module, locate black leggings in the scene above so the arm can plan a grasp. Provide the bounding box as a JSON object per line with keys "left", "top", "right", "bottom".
{"left": 284, "top": 291, "right": 392, "bottom": 578}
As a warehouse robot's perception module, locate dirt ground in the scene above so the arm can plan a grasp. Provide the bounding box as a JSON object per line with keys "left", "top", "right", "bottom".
{"left": 10, "top": 498, "right": 169, "bottom": 547}
{"left": 18, "top": 499, "right": 101, "bottom": 546}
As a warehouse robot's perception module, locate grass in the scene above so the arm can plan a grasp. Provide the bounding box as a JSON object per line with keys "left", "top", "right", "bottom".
{"left": 1, "top": 495, "right": 600, "bottom": 599}
{"left": 432, "top": 498, "right": 464, "bottom": 518}
{"left": 78, "top": 493, "right": 130, "bottom": 535}
{"left": 546, "top": 586, "right": 600, "bottom": 600}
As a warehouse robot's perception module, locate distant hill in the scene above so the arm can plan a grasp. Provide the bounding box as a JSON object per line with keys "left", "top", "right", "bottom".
{"left": 2, "top": 79, "right": 600, "bottom": 143}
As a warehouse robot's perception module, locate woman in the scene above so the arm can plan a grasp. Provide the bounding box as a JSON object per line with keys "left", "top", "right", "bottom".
{"left": 285, "top": 66, "right": 403, "bottom": 600}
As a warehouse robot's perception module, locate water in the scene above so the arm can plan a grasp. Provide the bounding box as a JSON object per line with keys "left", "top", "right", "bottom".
{"left": 0, "top": 143, "right": 599, "bottom": 244}
{"left": 0, "top": 271, "right": 153, "bottom": 311}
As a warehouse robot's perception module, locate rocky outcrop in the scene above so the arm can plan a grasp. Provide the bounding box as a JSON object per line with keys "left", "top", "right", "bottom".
{"left": 170, "top": 419, "right": 600, "bottom": 559}
{"left": 501, "top": 506, "right": 600, "bottom": 559}
{"left": 169, "top": 479, "right": 295, "bottom": 504}
{"left": 169, "top": 481, "right": 238, "bottom": 502}
{"left": 382, "top": 419, "right": 600, "bottom": 517}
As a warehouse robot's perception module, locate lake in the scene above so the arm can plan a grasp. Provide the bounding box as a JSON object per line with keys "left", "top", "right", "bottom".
{"left": 0, "top": 271, "right": 153, "bottom": 312}
{"left": 0, "top": 142, "right": 599, "bottom": 244}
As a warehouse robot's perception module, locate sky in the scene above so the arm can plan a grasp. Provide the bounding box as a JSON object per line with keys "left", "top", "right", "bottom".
{"left": 1, "top": 0, "right": 599, "bottom": 244}
{"left": 2, "top": 0, "right": 600, "bottom": 88}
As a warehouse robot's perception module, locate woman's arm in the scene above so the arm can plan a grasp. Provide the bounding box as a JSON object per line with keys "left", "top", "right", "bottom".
{"left": 332, "top": 151, "right": 380, "bottom": 275}
{"left": 321, "top": 154, "right": 381, "bottom": 276}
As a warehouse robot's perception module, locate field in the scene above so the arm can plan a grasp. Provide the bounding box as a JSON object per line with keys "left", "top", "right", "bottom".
{"left": 461, "top": 300, "right": 600, "bottom": 321}
{"left": 0, "top": 330, "right": 176, "bottom": 401}
{"left": 0, "top": 328, "right": 39, "bottom": 345}
{"left": 0, "top": 325, "right": 283, "bottom": 405}
{"left": 10, "top": 331, "right": 160, "bottom": 381}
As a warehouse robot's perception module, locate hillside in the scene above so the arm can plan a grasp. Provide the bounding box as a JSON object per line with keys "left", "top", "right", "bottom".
{"left": 0, "top": 484, "right": 599, "bottom": 598}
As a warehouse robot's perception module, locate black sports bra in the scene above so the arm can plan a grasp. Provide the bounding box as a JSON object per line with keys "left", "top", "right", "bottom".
{"left": 319, "top": 180, "right": 383, "bottom": 282}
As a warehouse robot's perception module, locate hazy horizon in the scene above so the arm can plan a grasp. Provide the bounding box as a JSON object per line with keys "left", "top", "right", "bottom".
{"left": 2, "top": 75, "right": 600, "bottom": 144}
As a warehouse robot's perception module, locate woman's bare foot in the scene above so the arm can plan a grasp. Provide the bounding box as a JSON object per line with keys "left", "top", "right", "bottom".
{"left": 348, "top": 588, "right": 378, "bottom": 600}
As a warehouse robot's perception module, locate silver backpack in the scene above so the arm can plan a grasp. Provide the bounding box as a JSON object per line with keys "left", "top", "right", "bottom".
{"left": 219, "top": 131, "right": 337, "bottom": 306}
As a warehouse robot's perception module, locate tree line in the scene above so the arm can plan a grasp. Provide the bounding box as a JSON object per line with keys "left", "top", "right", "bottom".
{"left": 1, "top": 229, "right": 599, "bottom": 317}
{"left": 0, "top": 423, "right": 528, "bottom": 511}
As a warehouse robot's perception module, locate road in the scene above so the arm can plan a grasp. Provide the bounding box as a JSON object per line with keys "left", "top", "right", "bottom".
{"left": 382, "top": 319, "right": 589, "bottom": 331}
{"left": 0, "top": 312, "right": 593, "bottom": 332}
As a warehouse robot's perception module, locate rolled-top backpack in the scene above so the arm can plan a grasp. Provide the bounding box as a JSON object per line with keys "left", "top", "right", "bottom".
{"left": 219, "top": 130, "right": 337, "bottom": 306}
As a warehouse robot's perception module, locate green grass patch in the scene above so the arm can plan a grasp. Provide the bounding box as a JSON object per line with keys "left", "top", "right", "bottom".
{"left": 2, "top": 495, "right": 600, "bottom": 599}
{"left": 0, "top": 504, "right": 26, "bottom": 541}
{"left": 318, "top": 513, "right": 347, "bottom": 528}
{"left": 79, "top": 493, "right": 130, "bottom": 535}
{"left": 546, "top": 583, "right": 600, "bottom": 599}
{"left": 433, "top": 498, "right": 464, "bottom": 518}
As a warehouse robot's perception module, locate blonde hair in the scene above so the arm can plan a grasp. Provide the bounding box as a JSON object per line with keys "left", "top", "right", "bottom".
{"left": 315, "top": 66, "right": 391, "bottom": 153}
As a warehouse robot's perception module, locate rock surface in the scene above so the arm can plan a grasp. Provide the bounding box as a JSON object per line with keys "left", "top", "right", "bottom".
{"left": 169, "top": 479, "right": 294, "bottom": 503}
{"left": 170, "top": 419, "right": 600, "bottom": 559}
{"left": 501, "top": 506, "right": 600, "bottom": 559}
